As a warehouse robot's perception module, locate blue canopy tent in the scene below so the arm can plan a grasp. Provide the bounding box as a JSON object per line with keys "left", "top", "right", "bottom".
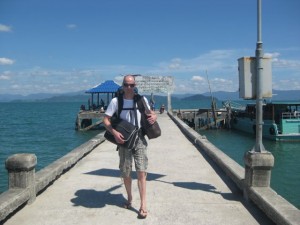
{"left": 85, "top": 80, "right": 121, "bottom": 110}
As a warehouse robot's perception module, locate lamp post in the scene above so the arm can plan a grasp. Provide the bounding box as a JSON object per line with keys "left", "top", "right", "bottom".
{"left": 243, "top": 0, "right": 274, "bottom": 197}
{"left": 253, "top": 0, "right": 265, "bottom": 153}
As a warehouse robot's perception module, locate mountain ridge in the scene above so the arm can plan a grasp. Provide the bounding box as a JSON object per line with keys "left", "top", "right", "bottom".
{"left": 0, "top": 90, "right": 299, "bottom": 102}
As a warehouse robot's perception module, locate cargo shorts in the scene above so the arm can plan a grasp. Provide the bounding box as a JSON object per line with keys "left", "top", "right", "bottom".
{"left": 118, "top": 133, "right": 148, "bottom": 178}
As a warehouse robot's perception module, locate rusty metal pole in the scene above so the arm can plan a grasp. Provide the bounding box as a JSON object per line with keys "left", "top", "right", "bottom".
{"left": 253, "top": 0, "right": 266, "bottom": 153}
{"left": 244, "top": 0, "right": 274, "bottom": 200}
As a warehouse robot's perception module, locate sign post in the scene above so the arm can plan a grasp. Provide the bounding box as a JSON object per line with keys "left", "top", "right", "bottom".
{"left": 135, "top": 76, "right": 174, "bottom": 111}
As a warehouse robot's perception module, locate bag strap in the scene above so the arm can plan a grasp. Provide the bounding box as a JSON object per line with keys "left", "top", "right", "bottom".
{"left": 133, "top": 101, "right": 139, "bottom": 129}
{"left": 140, "top": 97, "right": 151, "bottom": 114}
{"left": 136, "top": 96, "right": 151, "bottom": 134}
{"left": 117, "top": 94, "right": 123, "bottom": 118}
{"left": 117, "top": 93, "right": 139, "bottom": 128}
{"left": 135, "top": 95, "right": 147, "bottom": 114}
{"left": 118, "top": 93, "right": 142, "bottom": 117}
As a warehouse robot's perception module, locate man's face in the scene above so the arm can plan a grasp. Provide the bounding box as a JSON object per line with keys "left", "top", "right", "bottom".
{"left": 123, "top": 76, "right": 136, "bottom": 92}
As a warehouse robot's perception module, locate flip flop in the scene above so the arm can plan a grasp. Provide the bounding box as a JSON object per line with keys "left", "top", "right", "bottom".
{"left": 138, "top": 208, "right": 148, "bottom": 219}
{"left": 124, "top": 202, "right": 132, "bottom": 209}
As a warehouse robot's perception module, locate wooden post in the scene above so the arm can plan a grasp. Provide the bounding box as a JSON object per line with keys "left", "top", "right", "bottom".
{"left": 5, "top": 154, "right": 37, "bottom": 204}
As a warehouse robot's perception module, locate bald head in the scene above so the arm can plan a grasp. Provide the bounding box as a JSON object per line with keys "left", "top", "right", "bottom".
{"left": 123, "top": 75, "right": 135, "bottom": 84}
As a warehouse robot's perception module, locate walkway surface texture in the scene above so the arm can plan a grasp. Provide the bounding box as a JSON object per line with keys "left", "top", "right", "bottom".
{"left": 4, "top": 113, "right": 275, "bottom": 225}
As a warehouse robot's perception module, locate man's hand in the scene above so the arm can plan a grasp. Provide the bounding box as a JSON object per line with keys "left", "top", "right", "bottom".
{"left": 112, "top": 129, "right": 125, "bottom": 144}
{"left": 146, "top": 111, "right": 157, "bottom": 125}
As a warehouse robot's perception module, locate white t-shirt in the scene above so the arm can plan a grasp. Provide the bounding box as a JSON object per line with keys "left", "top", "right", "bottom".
{"left": 105, "top": 96, "right": 150, "bottom": 128}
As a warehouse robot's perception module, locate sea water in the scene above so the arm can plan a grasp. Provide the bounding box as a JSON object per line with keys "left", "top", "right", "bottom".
{"left": 199, "top": 129, "right": 300, "bottom": 210}
{"left": 0, "top": 102, "right": 100, "bottom": 192}
{"left": 0, "top": 100, "right": 299, "bottom": 209}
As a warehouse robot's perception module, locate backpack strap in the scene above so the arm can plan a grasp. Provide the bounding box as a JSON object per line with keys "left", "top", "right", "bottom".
{"left": 134, "top": 95, "right": 149, "bottom": 136}
{"left": 117, "top": 93, "right": 143, "bottom": 119}
{"left": 118, "top": 94, "right": 145, "bottom": 115}
{"left": 117, "top": 94, "right": 123, "bottom": 118}
{"left": 135, "top": 94, "right": 146, "bottom": 114}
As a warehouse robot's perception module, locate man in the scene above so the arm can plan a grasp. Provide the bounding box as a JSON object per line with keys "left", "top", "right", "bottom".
{"left": 103, "top": 75, "right": 157, "bottom": 219}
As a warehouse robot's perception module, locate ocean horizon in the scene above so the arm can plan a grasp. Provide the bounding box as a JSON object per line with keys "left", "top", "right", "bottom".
{"left": 1, "top": 89, "right": 300, "bottom": 103}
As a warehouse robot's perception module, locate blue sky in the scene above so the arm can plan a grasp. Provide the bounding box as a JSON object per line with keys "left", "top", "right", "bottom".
{"left": 0, "top": 0, "right": 299, "bottom": 95}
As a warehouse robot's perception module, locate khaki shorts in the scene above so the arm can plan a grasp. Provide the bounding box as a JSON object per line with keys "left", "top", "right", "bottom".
{"left": 118, "top": 134, "right": 148, "bottom": 178}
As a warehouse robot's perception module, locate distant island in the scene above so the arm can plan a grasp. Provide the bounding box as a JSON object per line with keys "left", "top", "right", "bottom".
{"left": 0, "top": 90, "right": 299, "bottom": 103}
{"left": 180, "top": 94, "right": 212, "bottom": 101}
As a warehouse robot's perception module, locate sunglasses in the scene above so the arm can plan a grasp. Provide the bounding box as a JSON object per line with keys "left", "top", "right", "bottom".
{"left": 123, "top": 83, "right": 135, "bottom": 88}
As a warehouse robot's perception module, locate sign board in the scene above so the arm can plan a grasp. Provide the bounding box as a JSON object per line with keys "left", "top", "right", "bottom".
{"left": 135, "top": 76, "right": 174, "bottom": 93}
{"left": 238, "top": 57, "right": 272, "bottom": 99}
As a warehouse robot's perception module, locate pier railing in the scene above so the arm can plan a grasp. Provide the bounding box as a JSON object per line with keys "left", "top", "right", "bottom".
{"left": 282, "top": 111, "right": 300, "bottom": 119}
{"left": 0, "top": 133, "right": 105, "bottom": 222}
{"left": 169, "top": 110, "right": 300, "bottom": 225}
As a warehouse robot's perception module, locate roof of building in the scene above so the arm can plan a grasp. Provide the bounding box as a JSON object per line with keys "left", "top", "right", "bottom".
{"left": 85, "top": 80, "right": 121, "bottom": 93}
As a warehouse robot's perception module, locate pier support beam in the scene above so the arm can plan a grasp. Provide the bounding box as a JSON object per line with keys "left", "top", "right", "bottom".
{"left": 5, "top": 154, "right": 37, "bottom": 204}
{"left": 167, "top": 91, "right": 172, "bottom": 113}
{"left": 244, "top": 151, "right": 274, "bottom": 187}
{"left": 243, "top": 151, "right": 274, "bottom": 198}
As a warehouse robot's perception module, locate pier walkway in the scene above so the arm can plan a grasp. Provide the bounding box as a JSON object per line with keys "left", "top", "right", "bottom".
{"left": 4, "top": 113, "right": 274, "bottom": 225}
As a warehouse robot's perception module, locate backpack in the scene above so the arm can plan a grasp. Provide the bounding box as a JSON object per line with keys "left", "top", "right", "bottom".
{"left": 115, "top": 93, "right": 144, "bottom": 125}
{"left": 116, "top": 93, "right": 161, "bottom": 139}
{"left": 104, "top": 93, "right": 140, "bottom": 149}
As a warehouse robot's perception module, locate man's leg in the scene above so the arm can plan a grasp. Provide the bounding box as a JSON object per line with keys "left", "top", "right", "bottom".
{"left": 137, "top": 171, "right": 147, "bottom": 217}
{"left": 134, "top": 135, "right": 148, "bottom": 218}
{"left": 123, "top": 176, "right": 132, "bottom": 204}
{"left": 119, "top": 147, "right": 133, "bottom": 207}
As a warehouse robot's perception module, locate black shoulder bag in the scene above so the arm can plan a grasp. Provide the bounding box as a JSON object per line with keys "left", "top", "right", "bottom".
{"left": 136, "top": 96, "right": 161, "bottom": 139}
{"left": 104, "top": 99, "right": 139, "bottom": 149}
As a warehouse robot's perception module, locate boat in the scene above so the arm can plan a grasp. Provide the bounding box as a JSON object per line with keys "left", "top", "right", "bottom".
{"left": 229, "top": 101, "right": 300, "bottom": 141}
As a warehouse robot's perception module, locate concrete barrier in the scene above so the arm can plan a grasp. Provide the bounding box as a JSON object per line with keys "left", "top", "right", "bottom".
{"left": 168, "top": 111, "right": 300, "bottom": 225}
{"left": 0, "top": 133, "right": 105, "bottom": 223}
{"left": 6, "top": 153, "right": 37, "bottom": 204}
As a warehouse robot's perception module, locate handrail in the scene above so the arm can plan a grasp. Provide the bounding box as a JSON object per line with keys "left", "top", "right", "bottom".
{"left": 168, "top": 111, "right": 300, "bottom": 225}
{"left": 0, "top": 133, "right": 105, "bottom": 223}
{"left": 282, "top": 112, "right": 300, "bottom": 119}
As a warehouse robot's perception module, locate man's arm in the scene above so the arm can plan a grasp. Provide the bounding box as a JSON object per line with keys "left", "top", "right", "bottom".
{"left": 103, "top": 115, "right": 125, "bottom": 144}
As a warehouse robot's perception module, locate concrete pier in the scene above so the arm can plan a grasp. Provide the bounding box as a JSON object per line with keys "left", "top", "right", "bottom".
{"left": 1, "top": 113, "right": 299, "bottom": 225}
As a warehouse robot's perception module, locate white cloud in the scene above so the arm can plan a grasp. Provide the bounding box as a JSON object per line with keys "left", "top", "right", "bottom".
{"left": 0, "top": 24, "right": 12, "bottom": 32}
{"left": 153, "top": 49, "right": 238, "bottom": 75}
{"left": 0, "top": 71, "right": 12, "bottom": 80}
{"left": 1, "top": 48, "right": 299, "bottom": 95}
{"left": 66, "top": 24, "right": 77, "bottom": 29}
{"left": 213, "top": 78, "right": 227, "bottom": 83}
{"left": 273, "top": 59, "right": 300, "bottom": 68}
{"left": 191, "top": 76, "right": 205, "bottom": 82}
{"left": 265, "top": 52, "right": 300, "bottom": 69}
{"left": 11, "top": 84, "right": 20, "bottom": 89}
{"left": 264, "top": 52, "right": 280, "bottom": 58}
{"left": 272, "top": 75, "right": 300, "bottom": 90}
{"left": 203, "top": 49, "right": 235, "bottom": 59}
{"left": 0, "top": 67, "right": 108, "bottom": 95}
{"left": 168, "top": 58, "right": 182, "bottom": 70}
{"left": 0, "top": 58, "right": 15, "bottom": 65}
{"left": 0, "top": 75, "right": 10, "bottom": 80}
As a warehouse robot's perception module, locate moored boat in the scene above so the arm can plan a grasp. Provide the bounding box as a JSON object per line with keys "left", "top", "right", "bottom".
{"left": 230, "top": 101, "right": 300, "bottom": 141}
